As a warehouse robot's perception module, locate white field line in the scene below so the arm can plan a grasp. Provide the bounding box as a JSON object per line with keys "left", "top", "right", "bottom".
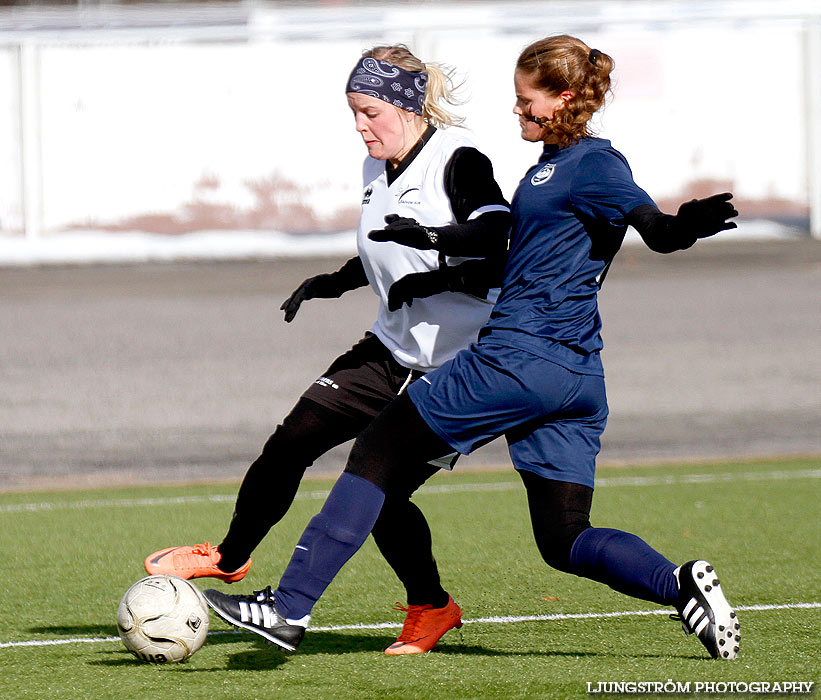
{"left": 1, "top": 468, "right": 819, "bottom": 515}
{"left": 1, "top": 602, "right": 818, "bottom": 650}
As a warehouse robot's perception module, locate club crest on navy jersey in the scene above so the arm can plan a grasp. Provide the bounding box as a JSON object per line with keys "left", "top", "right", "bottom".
{"left": 531, "top": 163, "right": 556, "bottom": 186}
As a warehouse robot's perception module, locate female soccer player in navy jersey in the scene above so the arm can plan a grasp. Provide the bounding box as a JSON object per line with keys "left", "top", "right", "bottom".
{"left": 144, "top": 44, "right": 511, "bottom": 655}
{"left": 204, "top": 35, "right": 741, "bottom": 661}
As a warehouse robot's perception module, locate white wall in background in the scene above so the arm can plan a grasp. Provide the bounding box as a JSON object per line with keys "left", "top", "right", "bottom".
{"left": 0, "top": 1, "right": 818, "bottom": 236}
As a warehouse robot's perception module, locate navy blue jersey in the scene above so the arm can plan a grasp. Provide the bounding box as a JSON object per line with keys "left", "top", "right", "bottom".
{"left": 480, "top": 137, "right": 655, "bottom": 375}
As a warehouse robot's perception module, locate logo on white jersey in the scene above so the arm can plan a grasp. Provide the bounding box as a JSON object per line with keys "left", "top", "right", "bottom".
{"left": 362, "top": 185, "right": 373, "bottom": 204}
{"left": 531, "top": 163, "right": 556, "bottom": 186}
{"left": 398, "top": 186, "right": 421, "bottom": 204}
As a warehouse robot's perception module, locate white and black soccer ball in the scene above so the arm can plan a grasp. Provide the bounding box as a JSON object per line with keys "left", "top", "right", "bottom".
{"left": 117, "top": 574, "right": 209, "bottom": 663}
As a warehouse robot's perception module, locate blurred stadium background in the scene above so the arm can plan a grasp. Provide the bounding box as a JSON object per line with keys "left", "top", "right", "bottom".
{"left": 0, "top": 0, "right": 819, "bottom": 490}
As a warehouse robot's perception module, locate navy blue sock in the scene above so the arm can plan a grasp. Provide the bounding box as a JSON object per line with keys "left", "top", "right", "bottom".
{"left": 569, "top": 527, "right": 679, "bottom": 606}
{"left": 274, "top": 472, "right": 385, "bottom": 620}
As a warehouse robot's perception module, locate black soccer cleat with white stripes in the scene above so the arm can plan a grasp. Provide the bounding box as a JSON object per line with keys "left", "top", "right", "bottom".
{"left": 203, "top": 586, "right": 307, "bottom": 652}
{"left": 674, "top": 560, "right": 739, "bottom": 659}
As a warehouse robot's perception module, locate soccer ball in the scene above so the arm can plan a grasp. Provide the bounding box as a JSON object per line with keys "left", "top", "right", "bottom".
{"left": 117, "top": 575, "right": 209, "bottom": 663}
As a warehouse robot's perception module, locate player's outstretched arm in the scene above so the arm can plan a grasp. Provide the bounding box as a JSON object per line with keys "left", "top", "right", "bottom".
{"left": 280, "top": 256, "right": 368, "bottom": 322}
{"left": 386, "top": 257, "right": 506, "bottom": 312}
{"left": 372, "top": 146, "right": 511, "bottom": 310}
{"left": 367, "top": 210, "right": 511, "bottom": 257}
{"left": 626, "top": 193, "right": 739, "bottom": 254}
{"left": 368, "top": 147, "right": 511, "bottom": 258}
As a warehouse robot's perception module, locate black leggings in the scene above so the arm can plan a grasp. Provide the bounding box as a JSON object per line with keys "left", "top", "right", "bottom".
{"left": 345, "top": 392, "right": 594, "bottom": 572}
{"left": 218, "top": 397, "right": 447, "bottom": 606}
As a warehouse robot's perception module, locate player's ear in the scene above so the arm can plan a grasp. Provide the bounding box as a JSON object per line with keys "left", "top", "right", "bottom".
{"left": 552, "top": 90, "right": 575, "bottom": 115}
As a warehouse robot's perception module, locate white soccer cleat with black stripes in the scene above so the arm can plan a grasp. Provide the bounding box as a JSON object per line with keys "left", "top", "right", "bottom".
{"left": 203, "top": 586, "right": 307, "bottom": 651}
{"left": 674, "top": 560, "right": 739, "bottom": 659}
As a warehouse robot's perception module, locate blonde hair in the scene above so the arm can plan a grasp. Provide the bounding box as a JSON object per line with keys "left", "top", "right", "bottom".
{"left": 363, "top": 45, "right": 464, "bottom": 128}
{"left": 516, "top": 35, "right": 614, "bottom": 147}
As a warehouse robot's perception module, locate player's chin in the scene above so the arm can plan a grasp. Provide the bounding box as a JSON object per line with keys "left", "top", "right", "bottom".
{"left": 366, "top": 142, "right": 384, "bottom": 158}
{"left": 518, "top": 124, "right": 541, "bottom": 142}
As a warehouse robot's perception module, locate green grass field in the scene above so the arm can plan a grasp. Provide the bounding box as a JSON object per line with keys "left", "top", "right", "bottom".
{"left": 1, "top": 457, "right": 819, "bottom": 699}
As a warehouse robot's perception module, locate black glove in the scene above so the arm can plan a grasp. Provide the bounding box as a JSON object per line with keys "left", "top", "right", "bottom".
{"left": 443, "top": 259, "right": 493, "bottom": 299}
{"left": 368, "top": 214, "right": 439, "bottom": 250}
{"left": 627, "top": 194, "right": 739, "bottom": 254}
{"left": 387, "top": 259, "right": 495, "bottom": 312}
{"left": 280, "top": 256, "right": 367, "bottom": 322}
{"left": 387, "top": 270, "right": 448, "bottom": 311}
{"left": 280, "top": 275, "right": 333, "bottom": 322}
{"left": 672, "top": 192, "right": 738, "bottom": 242}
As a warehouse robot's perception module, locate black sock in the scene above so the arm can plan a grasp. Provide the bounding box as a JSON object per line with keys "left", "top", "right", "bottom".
{"left": 372, "top": 497, "right": 449, "bottom": 608}
{"left": 217, "top": 398, "right": 359, "bottom": 573}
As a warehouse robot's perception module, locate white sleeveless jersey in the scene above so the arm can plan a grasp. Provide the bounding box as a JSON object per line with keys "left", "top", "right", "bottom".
{"left": 357, "top": 128, "right": 504, "bottom": 372}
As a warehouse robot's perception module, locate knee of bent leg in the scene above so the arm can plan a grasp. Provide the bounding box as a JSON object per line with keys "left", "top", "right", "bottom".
{"left": 345, "top": 432, "right": 389, "bottom": 489}
{"left": 346, "top": 392, "right": 444, "bottom": 494}
{"left": 264, "top": 412, "right": 321, "bottom": 456}
{"left": 263, "top": 398, "right": 354, "bottom": 461}
{"left": 533, "top": 517, "right": 592, "bottom": 573}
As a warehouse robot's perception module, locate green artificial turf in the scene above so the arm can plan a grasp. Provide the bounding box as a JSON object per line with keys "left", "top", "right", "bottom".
{"left": 1, "top": 457, "right": 818, "bottom": 699}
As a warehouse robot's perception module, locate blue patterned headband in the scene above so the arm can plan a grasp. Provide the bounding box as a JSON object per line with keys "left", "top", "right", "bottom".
{"left": 346, "top": 56, "right": 428, "bottom": 115}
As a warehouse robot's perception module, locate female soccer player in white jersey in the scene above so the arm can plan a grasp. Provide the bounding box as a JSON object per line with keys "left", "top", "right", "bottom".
{"left": 144, "top": 45, "right": 511, "bottom": 655}
{"left": 203, "top": 35, "right": 741, "bottom": 661}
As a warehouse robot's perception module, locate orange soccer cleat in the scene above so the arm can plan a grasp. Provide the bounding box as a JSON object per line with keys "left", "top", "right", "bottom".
{"left": 144, "top": 542, "right": 251, "bottom": 583}
{"left": 384, "top": 595, "right": 463, "bottom": 655}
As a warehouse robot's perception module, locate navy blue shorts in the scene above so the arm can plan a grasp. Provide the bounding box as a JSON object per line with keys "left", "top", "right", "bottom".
{"left": 406, "top": 342, "right": 608, "bottom": 487}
